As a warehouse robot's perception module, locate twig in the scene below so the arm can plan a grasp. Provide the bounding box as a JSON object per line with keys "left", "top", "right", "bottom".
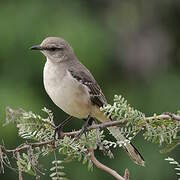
{"left": 1, "top": 141, "right": 54, "bottom": 153}
{"left": 146, "top": 113, "right": 180, "bottom": 121}
{"left": 88, "top": 148, "right": 128, "bottom": 180}
{"left": 124, "top": 169, "right": 129, "bottom": 180}
{"left": 16, "top": 151, "right": 23, "bottom": 180}
{"left": 0, "top": 146, "right": 4, "bottom": 173}
{"left": 53, "top": 151, "right": 60, "bottom": 180}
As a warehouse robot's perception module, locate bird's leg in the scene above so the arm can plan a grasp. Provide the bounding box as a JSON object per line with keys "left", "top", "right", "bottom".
{"left": 75, "top": 115, "right": 93, "bottom": 140}
{"left": 86, "top": 117, "right": 94, "bottom": 126}
{"left": 54, "top": 116, "right": 73, "bottom": 139}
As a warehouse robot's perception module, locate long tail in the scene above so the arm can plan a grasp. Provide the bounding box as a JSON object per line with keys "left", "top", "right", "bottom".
{"left": 93, "top": 108, "right": 145, "bottom": 166}
{"left": 108, "top": 126, "right": 145, "bottom": 166}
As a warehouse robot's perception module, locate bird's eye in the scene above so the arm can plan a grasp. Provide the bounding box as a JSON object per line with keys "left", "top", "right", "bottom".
{"left": 50, "top": 47, "right": 56, "bottom": 51}
{"left": 48, "top": 47, "right": 64, "bottom": 51}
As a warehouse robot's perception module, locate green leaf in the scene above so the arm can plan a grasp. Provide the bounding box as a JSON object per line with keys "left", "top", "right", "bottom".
{"left": 160, "top": 138, "right": 180, "bottom": 153}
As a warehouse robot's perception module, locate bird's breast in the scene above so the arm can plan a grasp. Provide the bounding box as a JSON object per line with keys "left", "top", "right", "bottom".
{"left": 43, "top": 60, "right": 91, "bottom": 119}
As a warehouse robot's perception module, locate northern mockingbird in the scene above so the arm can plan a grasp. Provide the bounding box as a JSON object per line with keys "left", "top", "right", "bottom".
{"left": 30, "top": 37, "right": 145, "bottom": 166}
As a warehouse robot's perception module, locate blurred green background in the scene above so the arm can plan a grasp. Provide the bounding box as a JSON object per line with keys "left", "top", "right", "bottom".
{"left": 0, "top": 0, "right": 179, "bottom": 179}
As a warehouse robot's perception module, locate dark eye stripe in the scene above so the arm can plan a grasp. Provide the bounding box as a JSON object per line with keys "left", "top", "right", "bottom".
{"left": 43, "top": 47, "right": 64, "bottom": 51}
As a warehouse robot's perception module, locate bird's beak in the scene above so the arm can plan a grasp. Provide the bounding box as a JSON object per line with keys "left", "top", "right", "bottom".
{"left": 30, "top": 45, "right": 43, "bottom": 50}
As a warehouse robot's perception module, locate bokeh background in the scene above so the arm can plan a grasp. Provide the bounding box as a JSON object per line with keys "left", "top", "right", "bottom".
{"left": 0, "top": 0, "right": 179, "bottom": 179}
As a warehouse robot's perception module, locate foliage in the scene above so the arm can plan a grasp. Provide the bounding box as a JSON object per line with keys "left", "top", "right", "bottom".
{"left": 5, "top": 107, "right": 55, "bottom": 141}
{"left": 0, "top": 95, "right": 180, "bottom": 179}
{"left": 50, "top": 151, "right": 67, "bottom": 180}
{"left": 165, "top": 157, "right": 180, "bottom": 180}
{"left": 2, "top": 107, "right": 105, "bottom": 179}
{"left": 102, "top": 95, "right": 180, "bottom": 149}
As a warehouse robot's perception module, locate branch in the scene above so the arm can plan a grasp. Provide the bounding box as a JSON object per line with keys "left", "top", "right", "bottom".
{"left": 146, "top": 112, "right": 180, "bottom": 121}
{"left": 88, "top": 148, "right": 129, "bottom": 180}
{"left": 1, "top": 112, "right": 179, "bottom": 154}
{"left": 61, "top": 112, "right": 180, "bottom": 137}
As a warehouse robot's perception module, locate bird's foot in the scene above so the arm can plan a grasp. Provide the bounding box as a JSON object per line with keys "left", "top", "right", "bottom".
{"left": 53, "top": 116, "right": 73, "bottom": 140}
{"left": 74, "top": 125, "right": 88, "bottom": 140}
{"left": 74, "top": 116, "right": 93, "bottom": 140}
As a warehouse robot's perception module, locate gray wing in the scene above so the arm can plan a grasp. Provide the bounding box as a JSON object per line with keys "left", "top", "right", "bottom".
{"left": 68, "top": 66, "right": 107, "bottom": 107}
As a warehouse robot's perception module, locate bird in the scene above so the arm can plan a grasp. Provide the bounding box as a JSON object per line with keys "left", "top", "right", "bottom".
{"left": 30, "top": 37, "right": 145, "bottom": 166}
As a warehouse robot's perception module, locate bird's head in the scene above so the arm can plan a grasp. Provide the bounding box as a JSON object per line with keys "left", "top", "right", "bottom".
{"left": 30, "top": 37, "right": 74, "bottom": 63}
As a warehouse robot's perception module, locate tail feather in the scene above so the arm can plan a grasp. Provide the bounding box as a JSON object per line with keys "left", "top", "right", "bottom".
{"left": 123, "top": 142, "right": 145, "bottom": 166}
{"left": 93, "top": 109, "right": 145, "bottom": 166}
{"left": 107, "top": 126, "right": 145, "bottom": 166}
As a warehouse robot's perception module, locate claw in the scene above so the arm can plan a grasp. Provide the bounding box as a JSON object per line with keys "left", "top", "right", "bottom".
{"left": 74, "top": 126, "right": 87, "bottom": 140}
{"left": 74, "top": 115, "right": 93, "bottom": 140}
